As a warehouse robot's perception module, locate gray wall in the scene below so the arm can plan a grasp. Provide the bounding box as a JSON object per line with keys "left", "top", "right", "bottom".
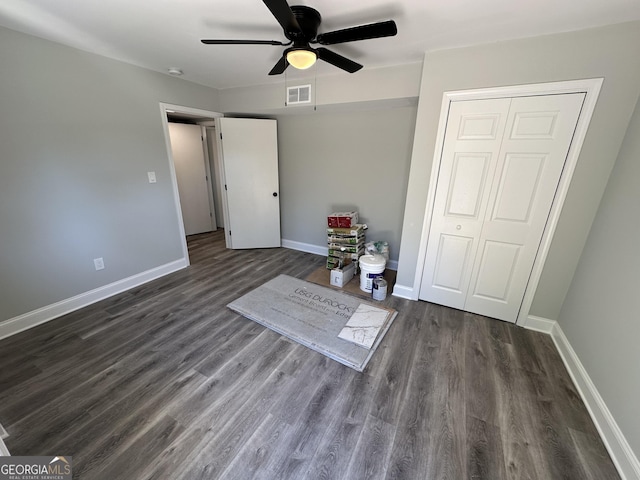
{"left": 0, "top": 26, "right": 220, "bottom": 322}
{"left": 396, "top": 21, "right": 640, "bottom": 320}
{"left": 219, "top": 62, "right": 422, "bottom": 114}
{"left": 218, "top": 61, "right": 423, "bottom": 266}
{"left": 558, "top": 97, "right": 640, "bottom": 457}
{"left": 276, "top": 106, "right": 417, "bottom": 262}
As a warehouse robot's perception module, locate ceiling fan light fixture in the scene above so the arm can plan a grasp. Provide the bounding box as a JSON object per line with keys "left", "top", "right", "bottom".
{"left": 201, "top": 1, "right": 396, "bottom": 76}
{"left": 286, "top": 48, "right": 317, "bottom": 70}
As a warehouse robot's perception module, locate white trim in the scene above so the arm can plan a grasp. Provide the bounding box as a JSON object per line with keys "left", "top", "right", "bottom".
{"left": 550, "top": 321, "right": 640, "bottom": 480}
{"left": 0, "top": 423, "right": 8, "bottom": 456}
{"left": 516, "top": 79, "right": 602, "bottom": 325}
{"left": 392, "top": 284, "right": 415, "bottom": 300}
{"left": 159, "top": 103, "right": 224, "bottom": 259}
{"left": 282, "top": 239, "right": 328, "bottom": 257}
{"left": 0, "top": 437, "right": 9, "bottom": 456}
{"left": 200, "top": 125, "right": 218, "bottom": 232}
{"left": 443, "top": 79, "right": 602, "bottom": 101}
{"left": 282, "top": 239, "right": 399, "bottom": 270}
{"left": 0, "top": 259, "right": 188, "bottom": 341}
{"left": 409, "top": 93, "right": 452, "bottom": 301}
{"left": 523, "top": 316, "right": 640, "bottom": 479}
{"left": 214, "top": 118, "right": 232, "bottom": 248}
{"left": 410, "top": 79, "right": 604, "bottom": 320}
{"left": 521, "top": 314, "right": 556, "bottom": 334}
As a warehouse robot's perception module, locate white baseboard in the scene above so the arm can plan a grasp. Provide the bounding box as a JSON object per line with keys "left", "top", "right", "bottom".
{"left": 0, "top": 422, "right": 8, "bottom": 456}
{"left": 0, "top": 437, "right": 9, "bottom": 456}
{"left": 520, "top": 314, "right": 556, "bottom": 334}
{"left": 392, "top": 283, "right": 416, "bottom": 300}
{"left": 524, "top": 318, "right": 640, "bottom": 480}
{"left": 282, "top": 238, "right": 398, "bottom": 270}
{"left": 0, "top": 258, "right": 188, "bottom": 341}
{"left": 281, "top": 239, "right": 328, "bottom": 257}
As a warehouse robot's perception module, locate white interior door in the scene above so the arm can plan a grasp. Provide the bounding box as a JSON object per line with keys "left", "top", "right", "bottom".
{"left": 420, "top": 93, "right": 585, "bottom": 322}
{"left": 420, "top": 98, "right": 511, "bottom": 309}
{"left": 168, "top": 123, "right": 215, "bottom": 236}
{"left": 217, "top": 117, "right": 280, "bottom": 249}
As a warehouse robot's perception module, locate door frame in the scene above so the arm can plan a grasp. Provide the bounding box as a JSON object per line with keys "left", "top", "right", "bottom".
{"left": 213, "top": 117, "right": 232, "bottom": 248}
{"left": 199, "top": 123, "right": 225, "bottom": 230}
{"left": 159, "top": 103, "right": 223, "bottom": 263}
{"left": 412, "top": 78, "right": 603, "bottom": 325}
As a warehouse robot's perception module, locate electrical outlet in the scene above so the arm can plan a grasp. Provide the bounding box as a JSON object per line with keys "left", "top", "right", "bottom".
{"left": 147, "top": 171, "right": 157, "bottom": 183}
{"left": 94, "top": 257, "right": 105, "bottom": 271}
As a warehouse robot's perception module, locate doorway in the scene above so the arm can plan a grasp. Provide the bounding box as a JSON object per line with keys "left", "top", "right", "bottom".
{"left": 160, "top": 104, "right": 282, "bottom": 260}
{"left": 159, "top": 103, "right": 223, "bottom": 264}
{"left": 168, "top": 122, "right": 216, "bottom": 235}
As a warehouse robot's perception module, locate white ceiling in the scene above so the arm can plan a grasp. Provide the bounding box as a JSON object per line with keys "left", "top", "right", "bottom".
{"left": 1, "top": 0, "right": 639, "bottom": 90}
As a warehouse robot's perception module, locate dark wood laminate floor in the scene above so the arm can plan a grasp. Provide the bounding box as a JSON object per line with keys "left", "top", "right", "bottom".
{"left": 0, "top": 230, "right": 619, "bottom": 479}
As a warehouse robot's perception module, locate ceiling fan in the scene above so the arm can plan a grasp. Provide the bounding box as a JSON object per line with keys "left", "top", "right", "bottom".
{"left": 201, "top": 0, "right": 398, "bottom": 75}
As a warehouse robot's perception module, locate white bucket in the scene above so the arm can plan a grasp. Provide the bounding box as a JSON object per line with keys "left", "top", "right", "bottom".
{"left": 359, "top": 254, "right": 386, "bottom": 292}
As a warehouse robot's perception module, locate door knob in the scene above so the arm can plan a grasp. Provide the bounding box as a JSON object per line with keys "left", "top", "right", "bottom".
{"left": 273, "top": 192, "right": 278, "bottom": 197}
{"left": 456, "top": 225, "right": 462, "bottom": 230}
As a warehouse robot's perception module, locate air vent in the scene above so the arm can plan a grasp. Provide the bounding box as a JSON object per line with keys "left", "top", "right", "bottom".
{"left": 287, "top": 84, "right": 312, "bottom": 105}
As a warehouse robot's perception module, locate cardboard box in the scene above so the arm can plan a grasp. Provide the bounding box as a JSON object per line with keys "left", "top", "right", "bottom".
{"left": 328, "top": 248, "right": 364, "bottom": 260}
{"left": 327, "top": 235, "right": 365, "bottom": 245}
{"left": 326, "top": 253, "right": 353, "bottom": 268}
{"left": 330, "top": 262, "right": 355, "bottom": 287}
{"left": 326, "top": 257, "right": 340, "bottom": 269}
{"left": 327, "top": 243, "right": 364, "bottom": 253}
{"left": 327, "top": 211, "right": 359, "bottom": 228}
{"left": 326, "top": 224, "right": 367, "bottom": 236}
{"left": 327, "top": 254, "right": 362, "bottom": 274}
{"left": 327, "top": 256, "right": 356, "bottom": 270}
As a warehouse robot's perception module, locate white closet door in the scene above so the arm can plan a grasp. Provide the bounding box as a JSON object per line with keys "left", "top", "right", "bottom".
{"left": 420, "top": 93, "right": 584, "bottom": 322}
{"left": 464, "top": 93, "right": 584, "bottom": 320}
{"left": 419, "top": 98, "right": 511, "bottom": 309}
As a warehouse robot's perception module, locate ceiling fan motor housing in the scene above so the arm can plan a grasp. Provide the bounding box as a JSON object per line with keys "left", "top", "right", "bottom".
{"left": 287, "top": 5, "right": 321, "bottom": 45}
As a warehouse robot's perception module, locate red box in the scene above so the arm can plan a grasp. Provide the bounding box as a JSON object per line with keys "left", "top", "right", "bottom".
{"left": 327, "top": 211, "right": 359, "bottom": 228}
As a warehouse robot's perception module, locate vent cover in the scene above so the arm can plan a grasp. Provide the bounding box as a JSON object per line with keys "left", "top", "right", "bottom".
{"left": 287, "top": 84, "right": 312, "bottom": 105}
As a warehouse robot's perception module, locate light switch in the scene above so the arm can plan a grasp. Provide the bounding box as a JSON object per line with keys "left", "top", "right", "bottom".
{"left": 147, "top": 171, "right": 157, "bottom": 183}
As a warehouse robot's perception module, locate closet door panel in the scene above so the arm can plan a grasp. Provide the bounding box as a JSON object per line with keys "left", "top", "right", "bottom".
{"left": 465, "top": 93, "right": 585, "bottom": 321}
{"left": 419, "top": 98, "right": 510, "bottom": 308}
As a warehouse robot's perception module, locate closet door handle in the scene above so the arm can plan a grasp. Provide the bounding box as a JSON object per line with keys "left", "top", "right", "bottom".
{"left": 456, "top": 225, "right": 462, "bottom": 230}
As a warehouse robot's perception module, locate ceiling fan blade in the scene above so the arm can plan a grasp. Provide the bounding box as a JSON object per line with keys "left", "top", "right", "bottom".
{"left": 317, "top": 47, "right": 362, "bottom": 73}
{"left": 201, "top": 39, "right": 288, "bottom": 45}
{"left": 316, "top": 20, "right": 397, "bottom": 45}
{"left": 263, "top": 0, "right": 302, "bottom": 34}
{"left": 268, "top": 55, "right": 289, "bottom": 75}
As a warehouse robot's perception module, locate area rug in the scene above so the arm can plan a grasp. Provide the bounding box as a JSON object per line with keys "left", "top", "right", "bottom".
{"left": 227, "top": 274, "right": 397, "bottom": 372}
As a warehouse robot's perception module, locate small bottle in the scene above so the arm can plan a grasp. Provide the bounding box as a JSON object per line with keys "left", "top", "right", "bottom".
{"left": 372, "top": 277, "right": 388, "bottom": 301}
